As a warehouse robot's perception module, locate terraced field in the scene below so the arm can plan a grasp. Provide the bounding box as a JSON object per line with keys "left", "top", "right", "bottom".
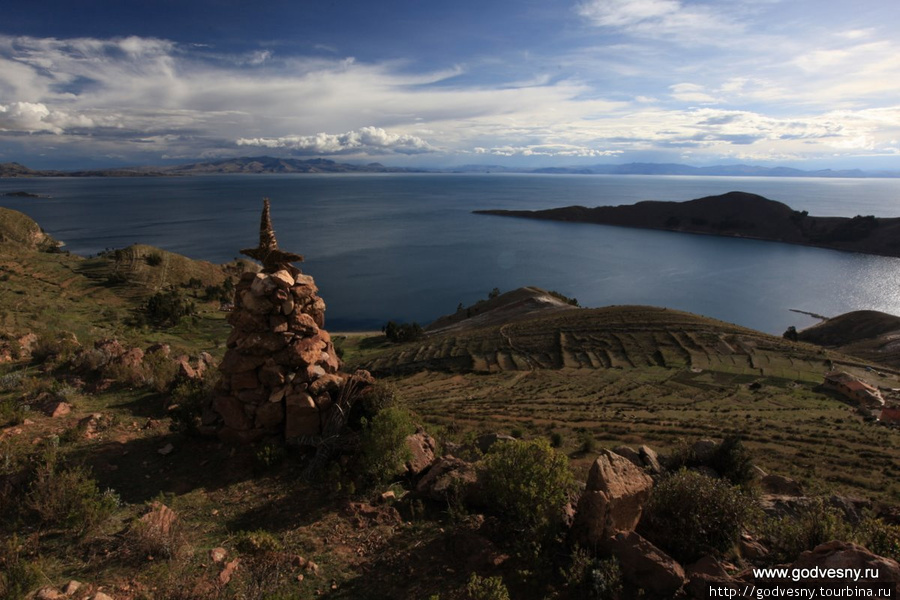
{"left": 351, "top": 305, "right": 900, "bottom": 502}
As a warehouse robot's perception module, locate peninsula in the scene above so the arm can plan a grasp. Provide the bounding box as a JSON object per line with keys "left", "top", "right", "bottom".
{"left": 475, "top": 191, "right": 900, "bottom": 258}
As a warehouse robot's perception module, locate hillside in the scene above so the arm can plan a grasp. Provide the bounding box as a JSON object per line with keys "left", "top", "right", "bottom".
{"left": 476, "top": 191, "right": 900, "bottom": 258}
{"left": 798, "top": 310, "right": 900, "bottom": 368}
{"left": 0, "top": 206, "right": 60, "bottom": 251}
{"left": 6, "top": 209, "right": 900, "bottom": 599}
{"left": 425, "top": 286, "right": 579, "bottom": 334}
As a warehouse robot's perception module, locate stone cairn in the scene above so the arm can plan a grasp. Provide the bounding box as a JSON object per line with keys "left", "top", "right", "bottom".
{"left": 207, "top": 198, "right": 372, "bottom": 445}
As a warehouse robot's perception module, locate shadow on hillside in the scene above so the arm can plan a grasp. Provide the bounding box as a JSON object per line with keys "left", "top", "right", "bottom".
{"left": 66, "top": 431, "right": 265, "bottom": 504}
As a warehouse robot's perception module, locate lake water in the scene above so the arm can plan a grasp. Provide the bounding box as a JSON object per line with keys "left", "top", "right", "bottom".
{"left": 2, "top": 173, "right": 900, "bottom": 335}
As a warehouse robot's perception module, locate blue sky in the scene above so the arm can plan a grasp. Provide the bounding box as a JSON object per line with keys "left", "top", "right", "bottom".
{"left": 1, "top": 0, "right": 899, "bottom": 169}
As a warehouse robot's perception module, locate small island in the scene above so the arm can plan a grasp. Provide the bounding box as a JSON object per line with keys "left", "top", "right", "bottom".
{"left": 2, "top": 191, "right": 43, "bottom": 198}
{"left": 475, "top": 191, "right": 900, "bottom": 258}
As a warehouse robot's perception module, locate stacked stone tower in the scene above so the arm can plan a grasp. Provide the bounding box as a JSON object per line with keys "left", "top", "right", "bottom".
{"left": 208, "top": 199, "right": 368, "bottom": 444}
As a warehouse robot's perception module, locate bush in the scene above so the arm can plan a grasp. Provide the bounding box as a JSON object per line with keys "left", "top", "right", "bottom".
{"left": 563, "top": 547, "right": 623, "bottom": 600}
{"left": 640, "top": 469, "right": 757, "bottom": 563}
{"left": 465, "top": 573, "right": 510, "bottom": 600}
{"left": 348, "top": 381, "right": 399, "bottom": 428}
{"left": 382, "top": 320, "right": 424, "bottom": 343}
{"left": 480, "top": 438, "right": 575, "bottom": 535}
{"left": 357, "top": 406, "right": 416, "bottom": 486}
{"left": 235, "top": 529, "right": 283, "bottom": 555}
{"left": 710, "top": 435, "right": 756, "bottom": 486}
{"left": 145, "top": 252, "right": 163, "bottom": 266}
{"left": 763, "top": 497, "right": 853, "bottom": 563}
{"left": 549, "top": 431, "right": 563, "bottom": 448}
{"left": 143, "top": 289, "right": 197, "bottom": 327}
{"left": 0, "top": 536, "right": 42, "bottom": 600}
{"left": 26, "top": 448, "right": 119, "bottom": 535}
{"left": 858, "top": 517, "right": 900, "bottom": 562}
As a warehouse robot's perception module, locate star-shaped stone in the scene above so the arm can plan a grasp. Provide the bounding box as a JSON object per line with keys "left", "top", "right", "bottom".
{"left": 240, "top": 198, "right": 304, "bottom": 271}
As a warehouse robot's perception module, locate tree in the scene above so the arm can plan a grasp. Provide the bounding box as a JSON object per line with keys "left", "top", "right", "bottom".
{"left": 488, "top": 287, "right": 501, "bottom": 300}
{"left": 783, "top": 326, "right": 798, "bottom": 341}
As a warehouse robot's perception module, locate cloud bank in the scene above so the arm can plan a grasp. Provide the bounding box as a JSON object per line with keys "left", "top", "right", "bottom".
{"left": 0, "top": 7, "right": 899, "bottom": 169}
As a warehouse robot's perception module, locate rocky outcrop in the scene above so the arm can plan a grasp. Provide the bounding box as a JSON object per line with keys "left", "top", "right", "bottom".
{"left": 603, "top": 531, "right": 686, "bottom": 597}
{"left": 572, "top": 449, "right": 653, "bottom": 547}
{"left": 207, "top": 199, "right": 371, "bottom": 443}
{"left": 787, "top": 541, "right": 900, "bottom": 589}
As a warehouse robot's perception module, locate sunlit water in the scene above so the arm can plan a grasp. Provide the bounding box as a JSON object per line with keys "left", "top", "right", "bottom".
{"left": 2, "top": 173, "right": 900, "bottom": 334}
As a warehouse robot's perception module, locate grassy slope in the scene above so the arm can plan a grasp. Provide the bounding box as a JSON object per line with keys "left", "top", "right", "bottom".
{"left": 798, "top": 310, "right": 900, "bottom": 368}
{"left": 5, "top": 204, "right": 900, "bottom": 598}
{"left": 351, "top": 305, "right": 900, "bottom": 500}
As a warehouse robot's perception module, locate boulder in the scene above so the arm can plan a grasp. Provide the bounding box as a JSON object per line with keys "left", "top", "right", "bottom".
{"left": 572, "top": 450, "right": 653, "bottom": 546}
{"left": 612, "top": 445, "right": 642, "bottom": 468}
{"left": 760, "top": 474, "right": 804, "bottom": 496}
{"left": 405, "top": 429, "right": 437, "bottom": 475}
{"left": 788, "top": 541, "right": 900, "bottom": 587}
{"left": 639, "top": 445, "right": 663, "bottom": 475}
{"left": 691, "top": 438, "right": 719, "bottom": 463}
{"left": 474, "top": 433, "right": 516, "bottom": 454}
{"left": 139, "top": 501, "right": 177, "bottom": 538}
{"left": 603, "top": 531, "right": 686, "bottom": 597}
{"left": 417, "top": 457, "right": 480, "bottom": 504}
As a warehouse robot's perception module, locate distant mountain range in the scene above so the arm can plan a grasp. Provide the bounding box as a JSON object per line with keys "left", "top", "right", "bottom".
{"left": 1, "top": 156, "right": 897, "bottom": 178}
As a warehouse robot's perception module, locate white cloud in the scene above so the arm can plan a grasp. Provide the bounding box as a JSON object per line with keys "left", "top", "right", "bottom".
{"left": 577, "top": 0, "right": 679, "bottom": 27}
{"left": 669, "top": 83, "right": 719, "bottom": 104}
{"left": 0, "top": 101, "right": 95, "bottom": 133}
{"left": 236, "top": 126, "right": 435, "bottom": 155}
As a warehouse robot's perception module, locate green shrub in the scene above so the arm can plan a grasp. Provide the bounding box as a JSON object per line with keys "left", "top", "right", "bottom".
{"left": 579, "top": 431, "right": 597, "bottom": 454}
{"left": 710, "top": 435, "right": 756, "bottom": 486}
{"left": 641, "top": 469, "right": 757, "bottom": 563}
{"left": 0, "top": 397, "right": 27, "bottom": 427}
{"left": 235, "top": 529, "right": 283, "bottom": 555}
{"left": 357, "top": 406, "right": 416, "bottom": 486}
{"left": 382, "top": 320, "right": 424, "bottom": 343}
{"left": 763, "top": 497, "right": 853, "bottom": 563}
{"left": 145, "top": 252, "right": 163, "bottom": 266}
{"left": 26, "top": 449, "right": 119, "bottom": 535}
{"left": 563, "top": 547, "right": 622, "bottom": 600}
{"left": 348, "top": 381, "right": 399, "bottom": 428}
{"left": 465, "top": 573, "right": 510, "bottom": 600}
{"left": 0, "top": 536, "right": 42, "bottom": 600}
{"left": 480, "top": 438, "right": 575, "bottom": 535}
{"left": 143, "top": 289, "right": 197, "bottom": 327}
{"left": 549, "top": 431, "right": 563, "bottom": 448}
{"left": 858, "top": 517, "right": 900, "bottom": 562}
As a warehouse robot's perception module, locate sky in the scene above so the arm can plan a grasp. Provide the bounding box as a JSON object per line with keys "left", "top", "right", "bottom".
{"left": 1, "top": 0, "right": 899, "bottom": 170}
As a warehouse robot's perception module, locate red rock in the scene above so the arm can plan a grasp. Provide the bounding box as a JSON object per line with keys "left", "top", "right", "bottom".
{"left": 16, "top": 332, "right": 38, "bottom": 355}
{"left": 213, "top": 396, "right": 251, "bottom": 430}
{"left": 177, "top": 359, "right": 197, "bottom": 380}
{"left": 405, "top": 430, "right": 437, "bottom": 475}
{"left": 227, "top": 310, "right": 268, "bottom": 332}
{"left": 285, "top": 392, "right": 319, "bottom": 437}
{"left": 308, "top": 374, "right": 344, "bottom": 396}
{"left": 139, "top": 501, "right": 177, "bottom": 537}
{"left": 118, "top": 347, "right": 144, "bottom": 370}
{"left": 218, "top": 558, "right": 241, "bottom": 585}
{"left": 47, "top": 401, "right": 71, "bottom": 418}
{"left": 255, "top": 401, "right": 284, "bottom": 430}
{"left": 603, "top": 531, "right": 686, "bottom": 597}
{"left": 219, "top": 350, "right": 265, "bottom": 373}
{"left": 572, "top": 450, "right": 653, "bottom": 546}
{"left": 237, "top": 331, "right": 288, "bottom": 355}
{"left": 416, "top": 457, "right": 480, "bottom": 503}
{"left": 230, "top": 369, "right": 259, "bottom": 390}
{"left": 789, "top": 541, "right": 900, "bottom": 588}
{"left": 287, "top": 336, "right": 325, "bottom": 366}
{"left": 209, "top": 547, "right": 227, "bottom": 563}
{"left": 239, "top": 289, "right": 274, "bottom": 314}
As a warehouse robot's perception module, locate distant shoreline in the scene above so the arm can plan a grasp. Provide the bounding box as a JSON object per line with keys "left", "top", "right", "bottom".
{"left": 2, "top": 157, "right": 899, "bottom": 178}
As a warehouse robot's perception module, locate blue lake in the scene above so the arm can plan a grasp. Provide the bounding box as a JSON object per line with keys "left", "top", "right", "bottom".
{"left": 2, "top": 173, "right": 900, "bottom": 334}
